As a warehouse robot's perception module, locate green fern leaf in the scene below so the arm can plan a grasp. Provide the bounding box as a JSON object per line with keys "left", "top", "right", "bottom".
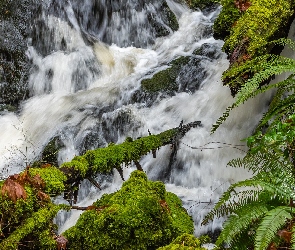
{"left": 255, "top": 206, "right": 293, "bottom": 250}
{"left": 216, "top": 202, "right": 268, "bottom": 247}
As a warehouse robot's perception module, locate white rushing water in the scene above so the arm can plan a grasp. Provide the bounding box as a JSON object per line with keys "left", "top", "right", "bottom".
{"left": 0, "top": 0, "right": 272, "bottom": 241}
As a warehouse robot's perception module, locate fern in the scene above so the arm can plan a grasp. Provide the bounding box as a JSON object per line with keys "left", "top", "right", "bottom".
{"left": 212, "top": 48, "right": 295, "bottom": 133}
{"left": 216, "top": 202, "right": 269, "bottom": 246}
{"left": 206, "top": 38, "right": 295, "bottom": 249}
{"left": 255, "top": 206, "right": 293, "bottom": 250}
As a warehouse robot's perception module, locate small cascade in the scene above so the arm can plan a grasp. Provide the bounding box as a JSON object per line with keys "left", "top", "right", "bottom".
{"left": 0, "top": 0, "right": 273, "bottom": 240}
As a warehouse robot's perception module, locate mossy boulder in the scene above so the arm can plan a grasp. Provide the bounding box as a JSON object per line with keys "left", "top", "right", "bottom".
{"left": 141, "top": 43, "right": 221, "bottom": 94}
{"left": 157, "top": 233, "right": 206, "bottom": 250}
{"left": 214, "top": 0, "right": 295, "bottom": 94}
{"left": 63, "top": 171, "right": 194, "bottom": 249}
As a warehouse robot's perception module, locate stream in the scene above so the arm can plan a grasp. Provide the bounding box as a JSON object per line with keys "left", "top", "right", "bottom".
{"left": 0, "top": 0, "right": 272, "bottom": 243}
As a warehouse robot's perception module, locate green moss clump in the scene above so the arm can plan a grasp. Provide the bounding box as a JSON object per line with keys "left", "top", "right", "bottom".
{"left": 224, "top": 0, "right": 293, "bottom": 56}
{"left": 214, "top": 0, "right": 295, "bottom": 93}
{"left": 0, "top": 204, "right": 66, "bottom": 250}
{"left": 0, "top": 183, "right": 38, "bottom": 233}
{"left": 213, "top": 0, "right": 242, "bottom": 40}
{"left": 141, "top": 56, "right": 190, "bottom": 93}
{"left": 28, "top": 166, "right": 67, "bottom": 195}
{"left": 157, "top": 233, "right": 206, "bottom": 250}
{"left": 63, "top": 171, "right": 194, "bottom": 249}
{"left": 185, "top": 0, "right": 220, "bottom": 11}
{"left": 148, "top": 1, "right": 179, "bottom": 38}
{"left": 0, "top": 166, "right": 69, "bottom": 249}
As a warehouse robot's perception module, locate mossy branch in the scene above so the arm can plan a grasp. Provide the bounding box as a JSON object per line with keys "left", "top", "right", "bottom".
{"left": 60, "top": 121, "right": 201, "bottom": 185}
{"left": 0, "top": 204, "right": 68, "bottom": 250}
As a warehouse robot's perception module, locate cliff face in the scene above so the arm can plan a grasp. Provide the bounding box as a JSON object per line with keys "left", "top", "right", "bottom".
{"left": 213, "top": 0, "right": 295, "bottom": 95}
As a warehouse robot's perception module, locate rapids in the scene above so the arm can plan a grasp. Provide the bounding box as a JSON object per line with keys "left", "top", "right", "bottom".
{"left": 0, "top": 0, "right": 272, "bottom": 243}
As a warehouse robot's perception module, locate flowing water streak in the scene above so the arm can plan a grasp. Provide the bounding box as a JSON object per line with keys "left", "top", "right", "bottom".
{"left": 0, "top": 0, "right": 272, "bottom": 240}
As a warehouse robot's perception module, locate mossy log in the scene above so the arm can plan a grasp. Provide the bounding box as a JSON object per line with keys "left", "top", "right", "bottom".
{"left": 0, "top": 204, "right": 67, "bottom": 250}
{"left": 214, "top": 0, "right": 295, "bottom": 94}
{"left": 0, "top": 122, "right": 201, "bottom": 249}
{"left": 60, "top": 121, "right": 201, "bottom": 190}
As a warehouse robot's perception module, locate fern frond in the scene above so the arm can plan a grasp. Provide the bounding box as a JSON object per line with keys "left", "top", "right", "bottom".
{"left": 233, "top": 173, "right": 295, "bottom": 202}
{"left": 255, "top": 206, "right": 293, "bottom": 250}
{"left": 212, "top": 56, "right": 295, "bottom": 132}
{"left": 211, "top": 104, "right": 235, "bottom": 133}
{"left": 202, "top": 188, "right": 262, "bottom": 225}
{"left": 268, "top": 38, "right": 295, "bottom": 51}
{"left": 228, "top": 150, "right": 294, "bottom": 177}
{"left": 235, "top": 57, "right": 295, "bottom": 106}
{"left": 263, "top": 96, "right": 295, "bottom": 127}
{"left": 216, "top": 202, "right": 268, "bottom": 247}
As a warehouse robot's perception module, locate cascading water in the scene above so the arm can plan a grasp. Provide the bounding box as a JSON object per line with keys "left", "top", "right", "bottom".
{"left": 0, "top": 0, "right": 272, "bottom": 244}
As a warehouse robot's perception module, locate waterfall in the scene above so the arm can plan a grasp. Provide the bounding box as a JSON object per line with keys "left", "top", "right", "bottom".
{"left": 0, "top": 0, "right": 272, "bottom": 241}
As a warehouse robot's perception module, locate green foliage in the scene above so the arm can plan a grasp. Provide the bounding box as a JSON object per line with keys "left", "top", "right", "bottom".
{"left": 157, "top": 233, "right": 206, "bottom": 250}
{"left": 0, "top": 166, "right": 69, "bottom": 249}
{"left": 212, "top": 41, "right": 295, "bottom": 133}
{"left": 63, "top": 171, "right": 194, "bottom": 249}
{"left": 213, "top": 0, "right": 242, "bottom": 40}
{"left": 206, "top": 40, "right": 295, "bottom": 249}
{"left": 0, "top": 204, "right": 66, "bottom": 250}
{"left": 214, "top": 0, "right": 294, "bottom": 92}
{"left": 0, "top": 183, "right": 38, "bottom": 233}
{"left": 223, "top": 0, "right": 293, "bottom": 56}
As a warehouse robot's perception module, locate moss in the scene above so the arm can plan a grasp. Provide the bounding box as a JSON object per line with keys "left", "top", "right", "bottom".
{"left": 60, "top": 129, "right": 178, "bottom": 178}
{"left": 224, "top": 0, "right": 293, "bottom": 56}
{"left": 41, "top": 137, "right": 62, "bottom": 166}
{"left": 214, "top": 0, "right": 295, "bottom": 93}
{"left": 157, "top": 233, "right": 206, "bottom": 250}
{"left": 0, "top": 182, "right": 39, "bottom": 233}
{"left": 213, "top": 0, "right": 242, "bottom": 40}
{"left": 148, "top": 1, "right": 179, "bottom": 38}
{"left": 162, "top": 1, "right": 179, "bottom": 33}
{"left": 28, "top": 166, "right": 67, "bottom": 195}
{"left": 141, "top": 56, "right": 190, "bottom": 93}
{"left": 63, "top": 171, "right": 194, "bottom": 249}
{"left": 0, "top": 204, "right": 66, "bottom": 250}
{"left": 185, "top": 0, "right": 220, "bottom": 11}
{"left": 0, "top": 166, "right": 69, "bottom": 249}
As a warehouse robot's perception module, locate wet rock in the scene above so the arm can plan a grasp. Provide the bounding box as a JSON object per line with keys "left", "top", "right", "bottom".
{"left": 0, "top": 0, "right": 38, "bottom": 109}
{"left": 140, "top": 43, "right": 222, "bottom": 96}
